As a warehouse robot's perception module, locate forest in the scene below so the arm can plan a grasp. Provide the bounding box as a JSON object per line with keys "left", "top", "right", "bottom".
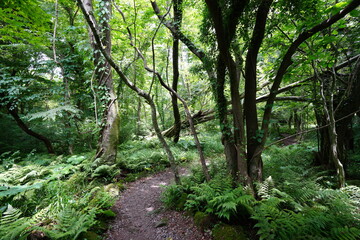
{"left": 0, "top": 0, "right": 360, "bottom": 239}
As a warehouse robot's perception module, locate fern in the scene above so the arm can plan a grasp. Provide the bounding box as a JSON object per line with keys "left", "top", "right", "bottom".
{"left": 0, "top": 182, "right": 43, "bottom": 198}
{"left": 0, "top": 205, "right": 34, "bottom": 240}
{"left": 26, "top": 105, "right": 81, "bottom": 121}
{"left": 207, "top": 193, "right": 238, "bottom": 220}
{"left": 330, "top": 227, "right": 360, "bottom": 240}
{"left": 42, "top": 206, "right": 97, "bottom": 240}
{"left": 257, "top": 176, "right": 275, "bottom": 199}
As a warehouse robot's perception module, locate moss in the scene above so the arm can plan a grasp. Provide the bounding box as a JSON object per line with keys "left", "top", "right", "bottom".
{"left": 116, "top": 182, "right": 126, "bottom": 191}
{"left": 124, "top": 171, "right": 148, "bottom": 182}
{"left": 91, "top": 164, "right": 119, "bottom": 179}
{"left": 104, "top": 183, "right": 120, "bottom": 197}
{"left": 80, "top": 231, "right": 101, "bottom": 240}
{"left": 212, "top": 224, "right": 246, "bottom": 240}
{"left": 155, "top": 218, "right": 168, "bottom": 228}
{"left": 176, "top": 192, "right": 188, "bottom": 210}
{"left": 194, "top": 211, "right": 214, "bottom": 230}
{"left": 101, "top": 209, "right": 116, "bottom": 219}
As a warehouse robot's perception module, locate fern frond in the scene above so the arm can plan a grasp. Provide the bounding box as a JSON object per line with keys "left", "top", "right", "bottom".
{"left": 257, "top": 176, "right": 275, "bottom": 199}
{"left": 0, "top": 205, "right": 34, "bottom": 240}
{"left": 26, "top": 105, "right": 81, "bottom": 121}
{"left": 330, "top": 226, "right": 360, "bottom": 240}
{"left": 40, "top": 206, "right": 96, "bottom": 240}
{"left": 0, "top": 182, "right": 44, "bottom": 198}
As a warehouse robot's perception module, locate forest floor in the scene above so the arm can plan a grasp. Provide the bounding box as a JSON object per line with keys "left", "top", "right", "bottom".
{"left": 105, "top": 168, "right": 211, "bottom": 240}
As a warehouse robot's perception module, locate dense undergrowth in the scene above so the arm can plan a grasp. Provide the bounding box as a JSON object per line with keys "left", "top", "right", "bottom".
{"left": 0, "top": 151, "right": 118, "bottom": 240}
{"left": 0, "top": 132, "right": 222, "bottom": 240}
{"left": 162, "top": 143, "right": 360, "bottom": 240}
{"left": 2, "top": 131, "right": 360, "bottom": 240}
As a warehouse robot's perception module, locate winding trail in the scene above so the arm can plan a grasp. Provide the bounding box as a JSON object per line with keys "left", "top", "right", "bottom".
{"left": 105, "top": 169, "right": 211, "bottom": 240}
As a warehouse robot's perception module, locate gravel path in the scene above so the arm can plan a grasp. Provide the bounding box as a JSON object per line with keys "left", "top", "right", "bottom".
{"left": 105, "top": 169, "right": 211, "bottom": 240}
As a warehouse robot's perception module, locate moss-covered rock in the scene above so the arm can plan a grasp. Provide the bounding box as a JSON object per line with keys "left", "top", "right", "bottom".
{"left": 116, "top": 182, "right": 126, "bottom": 191}
{"left": 101, "top": 209, "right": 116, "bottom": 219}
{"left": 104, "top": 183, "right": 120, "bottom": 197}
{"left": 155, "top": 218, "right": 168, "bottom": 228}
{"left": 175, "top": 192, "right": 188, "bottom": 210}
{"left": 212, "top": 224, "right": 246, "bottom": 240}
{"left": 80, "top": 231, "right": 101, "bottom": 240}
{"left": 194, "top": 211, "right": 214, "bottom": 230}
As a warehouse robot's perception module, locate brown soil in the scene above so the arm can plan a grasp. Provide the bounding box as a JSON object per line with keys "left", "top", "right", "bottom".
{"left": 105, "top": 169, "right": 211, "bottom": 240}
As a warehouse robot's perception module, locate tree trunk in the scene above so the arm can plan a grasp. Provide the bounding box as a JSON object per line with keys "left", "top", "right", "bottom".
{"left": 8, "top": 106, "right": 55, "bottom": 154}
{"left": 148, "top": 100, "right": 181, "bottom": 185}
{"left": 171, "top": 0, "right": 182, "bottom": 143}
{"left": 318, "top": 67, "right": 345, "bottom": 188}
{"left": 244, "top": 0, "right": 273, "bottom": 182}
{"left": 315, "top": 56, "right": 360, "bottom": 172}
{"left": 85, "top": 0, "right": 120, "bottom": 165}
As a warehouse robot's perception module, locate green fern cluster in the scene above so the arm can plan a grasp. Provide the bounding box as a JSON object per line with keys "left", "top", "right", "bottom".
{"left": 252, "top": 145, "right": 360, "bottom": 240}
{"left": 0, "top": 204, "right": 34, "bottom": 240}
{"left": 0, "top": 152, "right": 116, "bottom": 240}
{"left": 252, "top": 190, "right": 360, "bottom": 240}
{"left": 162, "top": 174, "right": 255, "bottom": 221}
{"left": 162, "top": 144, "right": 360, "bottom": 240}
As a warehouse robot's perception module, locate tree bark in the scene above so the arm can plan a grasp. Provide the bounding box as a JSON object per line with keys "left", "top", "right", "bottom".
{"left": 84, "top": 0, "right": 120, "bottom": 165}
{"left": 171, "top": 0, "right": 182, "bottom": 143}
{"left": 244, "top": 0, "right": 273, "bottom": 182}
{"left": 148, "top": 100, "right": 181, "bottom": 184}
{"left": 318, "top": 71, "right": 345, "bottom": 188}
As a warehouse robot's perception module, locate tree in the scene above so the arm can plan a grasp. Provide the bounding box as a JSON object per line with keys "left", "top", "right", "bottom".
{"left": 171, "top": 0, "right": 183, "bottom": 143}
{"left": 152, "top": 0, "right": 360, "bottom": 189}
{"left": 83, "top": 0, "right": 120, "bottom": 165}
{"left": 0, "top": 0, "right": 55, "bottom": 154}
{"left": 77, "top": 0, "right": 181, "bottom": 184}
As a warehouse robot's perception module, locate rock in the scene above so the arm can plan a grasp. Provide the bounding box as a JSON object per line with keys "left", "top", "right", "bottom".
{"left": 155, "top": 218, "right": 168, "bottom": 228}
{"left": 175, "top": 193, "right": 188, "bottom": 210}
{"left": 101, "top": 209, "right": 116, "bottom": 219}
{"left": 212, "top": 224, "right": 246, "bottom": 240}
{"left": 104, "top": 183, "right": 120, "bottom": 197}
{"left": 193, "top": 211, "right": 214, "bottom": 230}
{"left": 80, "top": 231, "right": 101, "bottom": 240}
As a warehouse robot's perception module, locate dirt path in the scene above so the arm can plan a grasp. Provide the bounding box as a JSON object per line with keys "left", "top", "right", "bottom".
{"left": 105, "top": 169, "right": 211, "bottom": 240}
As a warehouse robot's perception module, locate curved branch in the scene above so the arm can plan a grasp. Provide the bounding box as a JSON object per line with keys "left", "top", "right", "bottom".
{"left": 150, "top": 0, "right": 205, "bottom": 60}
{"left": 257, "top": 0, "right": 360, "bottom": 157}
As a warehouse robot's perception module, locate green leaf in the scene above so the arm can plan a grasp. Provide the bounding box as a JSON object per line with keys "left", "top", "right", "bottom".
{"left": 0, "top": 182, "right": 44, "bottom": 198}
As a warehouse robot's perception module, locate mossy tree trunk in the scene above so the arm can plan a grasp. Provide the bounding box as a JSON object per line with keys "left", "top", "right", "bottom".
{"left": 84, "top": 0, "right": 120, "bottom": 165}
{"left": 319, "top": 73, "right": 345, "bottom": 188}
{"left": 171, "top": 0, "right": 183, "bottom": 143}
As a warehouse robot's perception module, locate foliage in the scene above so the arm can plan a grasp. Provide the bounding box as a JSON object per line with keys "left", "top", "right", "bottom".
{"left": 118, "top": 136, "right": 203, "bottom": 174}
{"left": 26, "top": 105, "right": 81, "bottom": 122}
{"left": 162, "top": 171, "right": 255, "bottom": 221}
{"left": 212, "top": 223, "right": 246, "bottom": 240}
{"left": 163, "top": 143, "right": 360, "bottom": 239}
{"left": 252, "top": 145, "right": 360, "bottom": 240}
{"left": 0, "top": 152, "right": 117, "bottom": 240}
